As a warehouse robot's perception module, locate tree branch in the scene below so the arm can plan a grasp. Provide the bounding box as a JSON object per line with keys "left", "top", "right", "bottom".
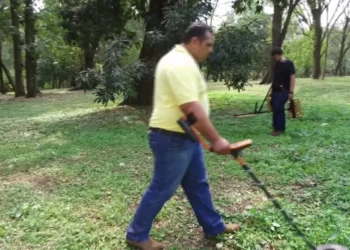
{"left": 321, "top": 0, "right": 349, "bottom": 42}
{"left": 281, "top": 0, "right": 301, "bottom": 40}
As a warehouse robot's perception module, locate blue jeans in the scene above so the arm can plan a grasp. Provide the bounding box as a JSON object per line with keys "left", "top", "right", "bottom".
{"left": 126, "top": 130, "right": 226, "bottom": 242}
{"left": 271, "top": 91, "right": 289, "bottom": 132}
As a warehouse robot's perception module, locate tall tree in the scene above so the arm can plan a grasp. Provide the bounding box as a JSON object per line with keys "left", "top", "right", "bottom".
{"left": 0, "top": 52, "right": 15, "bottom": 92}
{"left": 299, "top": 0, "right": 347, "bottom": 79}
{"left": 59, "top": 0, "right": 130, "bottom": 72}
{"left": 120, "top": 0, "right": 213, "bottom": 106}
{"left": 0, "top": 2, "right": 10, "bottom": 94}
{"left": 232, "top": 0, "right": 301, "bottom": 84}
{"left": 24, "top": 0, "right": 38, "bottom": 97}
{"left": 119, "top": 0, "right": 167, "bottom": 106}
{"left": 261, "top": 0, "right": 301, "bottom": 84}
{"left": 35, "top": 0, "right": 82, "bottom": 89}
{"left": 10, "top": 0, "right": 25, "bottom": 96}
{"left": 320, "top": 0, "right": 349, "bottom": 79}
{"left": 0, "top": 42, "right": 7, "bottom": 94}
{"left": 306, "top": 0, "right": 323, "bottom": 79}
{"left": 335, "top": 8, "right": 350, "bottom": 75}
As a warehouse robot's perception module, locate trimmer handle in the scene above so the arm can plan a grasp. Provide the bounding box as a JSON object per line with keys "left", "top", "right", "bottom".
{"left": 229, "top": 139, "right": 253, "bottom": 158}
{"left": 177, "top": 116, "right": 252, "bottom": 157}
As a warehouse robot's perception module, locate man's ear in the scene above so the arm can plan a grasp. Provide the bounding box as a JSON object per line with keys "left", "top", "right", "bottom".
{"left": 192, "top": 37, "right": 201, "bottom": 46}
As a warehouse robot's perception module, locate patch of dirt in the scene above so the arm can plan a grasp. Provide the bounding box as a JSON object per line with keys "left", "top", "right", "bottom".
{"left": 0, "top": 171, "right": 69, "bottom": 191}
{"left": 211, "top": 179, "right": 269, "bottom": 213}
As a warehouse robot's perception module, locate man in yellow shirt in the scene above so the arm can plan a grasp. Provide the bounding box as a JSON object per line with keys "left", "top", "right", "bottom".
{"left": 126, "top": 22, "right": 239, "bottom": 250}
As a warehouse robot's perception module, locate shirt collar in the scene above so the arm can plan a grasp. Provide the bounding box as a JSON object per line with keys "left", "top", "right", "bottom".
{"left": 173, "top": 44, "right": 198, "bottom": 64}
{"left": 174, "top": 44, "right": 189, "bottom": 53}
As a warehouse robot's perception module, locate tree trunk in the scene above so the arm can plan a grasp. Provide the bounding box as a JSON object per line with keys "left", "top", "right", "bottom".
{"left": 260, "top": 1, "right": 283, "bottom": 84}
{"left": 120, "top": 0, "right": 167, "bottom": 106}
{"left": 321, "top": 35, "right": 329, "bottom": 80}
{"left": 0, "top": 42, "right": 9, "bottom": 94}
{"left": 311, "top": 8, "right": 322, "bottom": 79}
{"left": 10, "top": 0, "right": 25, "bottom": 97}
{"left": 25, "top": 0, "right": 37, "bottom": 98}
{"left": 335, "top": 17, "right": 350, "bottom": 76}
{"left": 0, "top": 59, "right": 15, "bottom": 91}
{"left": 84, "top": 46, "right": 97, "bottom": 70}
{"left": 0, "top": 65, "right": 5, "bottom": 94}
{"left": 260, "top": 0, "right": 300, "bottom": 84}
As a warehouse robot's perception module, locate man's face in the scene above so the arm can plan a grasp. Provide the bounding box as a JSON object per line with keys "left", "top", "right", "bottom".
{"left": 190, "top": 32, "right": 214, "bottom": 62}
{"left": 272, "top": 54, "right": 283, "bottom": 62}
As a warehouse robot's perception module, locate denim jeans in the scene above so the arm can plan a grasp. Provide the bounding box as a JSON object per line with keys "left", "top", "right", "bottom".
{"left": 126, "top": 130, "right": 226, "bottom": 242}
{"left": 271, "top": 91, "right": 289, "bottom": 132}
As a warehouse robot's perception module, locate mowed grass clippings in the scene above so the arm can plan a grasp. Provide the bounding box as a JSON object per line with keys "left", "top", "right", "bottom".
{"left": 1, "top": 78, "right": 350, "bottom": 250}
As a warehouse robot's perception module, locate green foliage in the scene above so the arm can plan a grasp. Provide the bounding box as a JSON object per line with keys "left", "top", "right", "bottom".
{"left": 163, "top": 0, "right": 213, "bottom": 42}
{"left": 59, "top": 0, "right": 130, "bottom": 45}
{"left": 232, "top": 0, "right": 265, "bottom": 14}
{"left": 79, "top": 38, "right": 146, "bottom": 106}
{"left": 0, "top": 1, "right": 12, "bottom": 40}
{"left": 92, "top": 0, "right": 214, "bottom": 105}
{"left": 284, "top": 33, "right": 313, "bottom": 77}
{"left": 36, "top": 0, "right": 81, "bottom": 88}
{"left": 234, "top": 9, "right": 271, "bottom": 77}
{"left": 142, "top": 0, "right": 214, "bottom": 55}
{"left": 206, "top": 24, "right": 262, "bottom": 91}
{"left": 58, "top": 0, "right": 132, "bottom": 71}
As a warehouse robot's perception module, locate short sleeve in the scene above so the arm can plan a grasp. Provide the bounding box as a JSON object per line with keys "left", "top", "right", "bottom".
{"left": 165, "top": 64, "right": 199, "bottom": 106}
{"left": 288, "top": 61, "right": 296, "bottom": 75}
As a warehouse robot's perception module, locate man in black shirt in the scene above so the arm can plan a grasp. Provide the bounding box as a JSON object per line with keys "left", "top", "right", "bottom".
{"left": 270, "top": 47, "right": 296, "bottom": 136}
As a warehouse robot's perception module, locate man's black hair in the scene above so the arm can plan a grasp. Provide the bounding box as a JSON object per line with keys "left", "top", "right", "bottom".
{"left": 182, "top": 22, "right": 213, "bottom": 44}
{"left": 271, "top": 47, "right": 283, "bottom": 56}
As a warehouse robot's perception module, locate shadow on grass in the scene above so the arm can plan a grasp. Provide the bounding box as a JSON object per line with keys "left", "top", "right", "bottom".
{"left": 0, "top": 90, "right": 102, "bottom": 120}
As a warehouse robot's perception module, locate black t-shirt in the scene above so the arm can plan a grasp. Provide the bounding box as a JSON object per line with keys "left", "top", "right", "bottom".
{"left": 272, "top": 59, "right": 296, "bottom": 92}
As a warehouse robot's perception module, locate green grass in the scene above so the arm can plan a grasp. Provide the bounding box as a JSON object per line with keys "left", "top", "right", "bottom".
{"left": 1, "top": 77, "right": 350, "bottom": 250}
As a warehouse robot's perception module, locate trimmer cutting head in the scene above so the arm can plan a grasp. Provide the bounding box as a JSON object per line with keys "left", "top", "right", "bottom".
{"left": 316, "top": 245, "right": 348, "bottom": 250}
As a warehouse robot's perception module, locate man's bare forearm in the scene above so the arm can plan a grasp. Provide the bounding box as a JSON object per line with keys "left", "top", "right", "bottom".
{"left": 290, "top": 75, "right": 296, "bottom": 92}
{"left": 179, "top": 102, "right": 220, "bottom": 144}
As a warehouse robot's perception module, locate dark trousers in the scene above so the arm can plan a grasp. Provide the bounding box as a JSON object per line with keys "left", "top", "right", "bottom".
{"left": 271, "top": 91, "right": 289, "bottom": 132}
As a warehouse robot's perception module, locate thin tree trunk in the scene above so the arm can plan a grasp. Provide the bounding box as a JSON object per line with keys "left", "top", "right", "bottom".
{"left": 25, "top": 0, "right": 37, "bottom": 98}
{"left": 10, "top": 0, "right": 25, "bottom": 97}
{"left": 321, "top": 35, "right": 329, "bottom": 80}
{"left": 0, "top": 59, "right": 15, "bottom": 91}
{"left": 312, "top": 8, "right": 322, "bottom": 79}
{"left": 0, "top": 42, "right": 9, "bottom": 94}
{"left": 336, "top": 17, "right": 350, "bottom": 75}
{"left": 0, "top": 66, "right": 6, "bottom": 94}
{"left": 0, "top": 65, "right": 5, "bottom": 94}
{"left": 209, "top": 0, "right": 219, "bottom": 27}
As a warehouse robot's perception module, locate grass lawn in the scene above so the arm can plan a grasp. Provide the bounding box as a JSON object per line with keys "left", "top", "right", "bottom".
{"left": 1, "top": 77, "right": 350, "bottom": 250}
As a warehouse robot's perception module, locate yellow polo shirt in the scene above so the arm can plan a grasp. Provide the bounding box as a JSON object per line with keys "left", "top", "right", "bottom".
{"left": 149, "top": 44, "right": 210, "bottom": 133}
